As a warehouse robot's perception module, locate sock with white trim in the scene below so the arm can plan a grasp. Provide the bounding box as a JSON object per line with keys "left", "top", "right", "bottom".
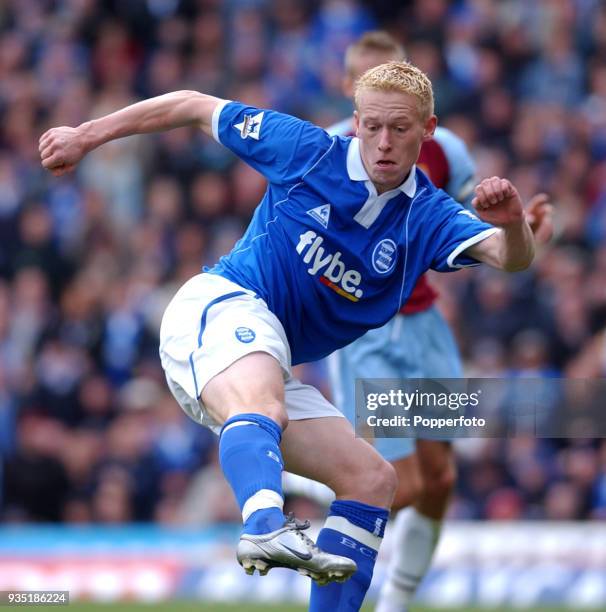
{"left": 219, "top": 413, "right": 285, "bottom": 535}
{"left": 309, "top": 499, "right": 389, "bottom": 612}
{"left": 375, "top": 507, "right": 442, "bottom": 611}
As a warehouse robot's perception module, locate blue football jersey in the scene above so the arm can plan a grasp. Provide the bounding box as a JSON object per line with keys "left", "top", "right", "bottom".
{"left": 208, "top": 101, "right": 497, "bottom": 364}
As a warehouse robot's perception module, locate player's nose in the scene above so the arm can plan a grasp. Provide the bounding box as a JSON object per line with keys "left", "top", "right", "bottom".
{"left": 378, "top": 127, "right": 391, "bottom": 151}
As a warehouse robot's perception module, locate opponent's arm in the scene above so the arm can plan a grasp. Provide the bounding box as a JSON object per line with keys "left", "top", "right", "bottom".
{"left": 432, "top": 127, "right": 476, "bottom": 207}
{"left": 465, "top": 177, "right": 535, "bottom": 272}
{"left": 39, "top": 91, "right": 222, "bottom": 176}
{"left": 526, "top": 192, "right": 554, "bottom": 246}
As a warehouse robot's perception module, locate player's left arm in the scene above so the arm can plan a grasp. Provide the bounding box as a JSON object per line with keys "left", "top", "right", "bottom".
{"left": 435, "top": 127, "right": 554, "bottom": 243}
{"left": 465, "top": 177, "right": 535, "bottom": 272}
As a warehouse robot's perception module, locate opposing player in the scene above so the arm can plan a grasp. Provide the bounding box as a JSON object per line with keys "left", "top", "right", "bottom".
{"left": 40, "top": 61, "right": 536, "bottom": 611}
{"left": 326, "top": 32, "right": 553, "bottom": 612}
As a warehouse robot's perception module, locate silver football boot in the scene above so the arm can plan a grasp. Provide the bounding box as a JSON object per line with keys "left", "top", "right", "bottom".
{"left": 237, "top": 514, "right": 357, "bottom": 585}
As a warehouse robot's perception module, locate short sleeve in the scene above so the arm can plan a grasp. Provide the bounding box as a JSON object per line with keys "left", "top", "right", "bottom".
{"left": 212, "top": 101, "right": 332, "bottom": 185}
{"left": 429, "top": 195, "right": 498, "bottom": 272}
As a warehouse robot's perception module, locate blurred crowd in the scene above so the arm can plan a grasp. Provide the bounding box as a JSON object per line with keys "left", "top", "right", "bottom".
{"left": 1, "top": 0, "right": 606, "bottom": 525}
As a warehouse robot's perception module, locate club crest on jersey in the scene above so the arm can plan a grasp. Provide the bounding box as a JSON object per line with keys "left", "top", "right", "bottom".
{"left": 372, "top": 239, "right": 397, "bottom": 274}
{"left": 234, "top": 111, "right": 264, "bottom": 140}
{"left": 306, "top": 204, "right": 331, "bottom": 229}
{"left": 296, "top": 230, "right": 363, "bottom": 302}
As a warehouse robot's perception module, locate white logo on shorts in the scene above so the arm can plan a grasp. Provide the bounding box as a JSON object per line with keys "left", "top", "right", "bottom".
{"left": 235, "top": 327, "right": 256, "bottom": 343}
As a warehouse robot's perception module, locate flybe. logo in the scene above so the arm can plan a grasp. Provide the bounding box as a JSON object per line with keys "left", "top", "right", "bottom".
{"left": 296, "top": 231, "right": 363, "bottom": 302}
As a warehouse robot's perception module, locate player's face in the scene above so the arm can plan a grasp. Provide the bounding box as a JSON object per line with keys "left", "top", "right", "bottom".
{"left": 354, "top": 88, "right": 436, "bottom": 194}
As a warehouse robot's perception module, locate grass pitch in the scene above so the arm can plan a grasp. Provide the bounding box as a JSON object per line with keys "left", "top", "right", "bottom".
{"left": 52, "top": 603, "right": 575, "bottom": 612}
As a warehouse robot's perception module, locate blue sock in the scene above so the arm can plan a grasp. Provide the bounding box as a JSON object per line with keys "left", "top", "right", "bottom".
{"left": 310, "top": 500, "right": 389, "bottom": 612}
{"left": 219, "top": 413, "right": 285, "bottom": 535}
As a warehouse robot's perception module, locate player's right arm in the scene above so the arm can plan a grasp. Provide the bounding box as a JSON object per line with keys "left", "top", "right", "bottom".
{"left": 41, "top": 93, "right": 331, "bottom": 185}
{"left": 39, "top": 91, "right": 222, "bottom": 176}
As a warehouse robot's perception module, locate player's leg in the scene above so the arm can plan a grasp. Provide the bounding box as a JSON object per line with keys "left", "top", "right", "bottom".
{"left": 281, "top": 418, "right": 395, "bottom": 508}
{"left": 376, "top": 306, "right": 462, "bottom": 612}
{"left": 202, "top": 354, "right": 358, "bottom": 582}
{"left": 328, "top": 318, "right": 423, "bottom": 508}
{"left": 160, "top": 274, "right": 356, "bottom": 583}
{"left": 280, "top": 320, "right": 411, "bottom": 504}
{"left": 281, "top": 407, "right": 396, "bottom": 612}
{"left": 202, "top": 351, "right": 288, "bottom": 536}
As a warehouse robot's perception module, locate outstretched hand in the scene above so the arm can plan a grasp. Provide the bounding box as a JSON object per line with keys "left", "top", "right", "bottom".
{"left": 526, "top": 193, "right": 554, "bottom": 245}
{"left": 472, "top": 177, "right": 525, "bottom": 227}
{"left": 39, "top": 125, "right": 88, "bottom": 177}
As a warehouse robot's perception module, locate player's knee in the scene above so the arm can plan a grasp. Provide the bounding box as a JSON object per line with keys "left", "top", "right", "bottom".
{"left": 359, "top": 458, "right": 397, "bottom": 507}
{"left": 379, "top": 459, "right": 399, "bottom": 506}
{"left": 225, "top": 400, "right": 288, "bottom": 431}
{"left": 255, "top": 401, "right": 289, "bottom": 431}
{"left": 333, "top": 455, "right": 396, "bottom": 507}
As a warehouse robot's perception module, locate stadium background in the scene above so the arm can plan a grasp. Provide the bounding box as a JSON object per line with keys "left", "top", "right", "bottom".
{"left": 0, "top": 0, "right": 605, "bottom": 609}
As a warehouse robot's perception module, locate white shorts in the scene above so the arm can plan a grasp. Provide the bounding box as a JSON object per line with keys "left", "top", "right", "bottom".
{"left": 159, "top": 273, "right": 343, "bottom": 434}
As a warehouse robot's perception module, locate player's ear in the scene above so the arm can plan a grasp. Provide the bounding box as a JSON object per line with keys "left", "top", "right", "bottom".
{"left": 353, "top": 110, "right": 360, "bottom": 136}
{"left": 423, "top": 115, "right": 437, "bottom": 141}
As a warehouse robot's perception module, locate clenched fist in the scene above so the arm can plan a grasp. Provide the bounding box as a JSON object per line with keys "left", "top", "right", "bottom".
{"left": 472, "top": 177, "right": 525, "bottom": 228}
{"left": 39, "top": 125, "right": 89, "bottom": 177}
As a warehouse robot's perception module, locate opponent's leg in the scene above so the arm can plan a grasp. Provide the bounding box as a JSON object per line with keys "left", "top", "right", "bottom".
{"left": 414, "top": 440, "right": 456, "bottom": 520}
{"left": 375, "top": 306, "right": 462, "bottom": 611}
{"left": 282, "top": 416, "right": 397, "bottom": 611}
{"left": 389, "top": 454, "right": 422, "bottom": 512}
{"left": 376, "top": 440, "right": 456, "bottom": 612}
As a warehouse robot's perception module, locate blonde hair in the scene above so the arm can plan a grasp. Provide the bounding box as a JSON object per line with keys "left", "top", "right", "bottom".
{"left": 344, "top": 31, "right": 406, "bottom": 76}
{"left": 354, "top": 61, "right": 435, "bottom": 121}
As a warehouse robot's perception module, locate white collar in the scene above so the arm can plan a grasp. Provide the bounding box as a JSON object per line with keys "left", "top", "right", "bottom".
{"left": 346, "top": 137, "right": 417, "bottom": 197}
